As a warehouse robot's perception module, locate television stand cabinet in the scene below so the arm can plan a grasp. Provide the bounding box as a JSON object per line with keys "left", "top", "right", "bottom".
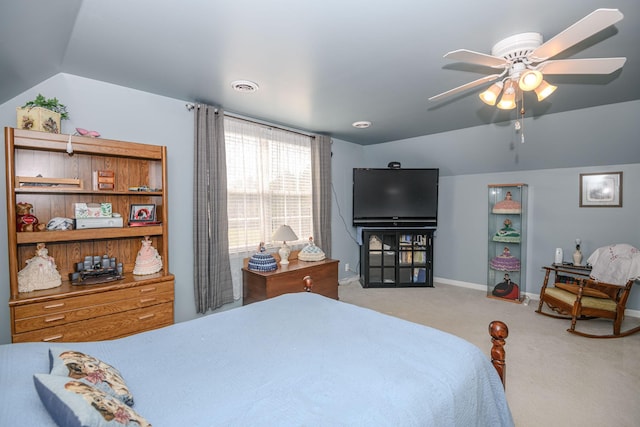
{"left": 360, "top": 228, "right": 434, "bottom": 288}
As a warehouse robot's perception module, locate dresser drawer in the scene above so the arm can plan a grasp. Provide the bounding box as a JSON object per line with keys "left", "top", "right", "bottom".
{"left": 12, "top": 302, "right": 174, "bottom": 343}
{"left": 14, "top": 290, "right": 174, "bottom": 333}
{"left": 265, "top": 262, "right": 338, "bottom": 299}
{"left": 13, "top": 280, "right": 173, "bottom": 323}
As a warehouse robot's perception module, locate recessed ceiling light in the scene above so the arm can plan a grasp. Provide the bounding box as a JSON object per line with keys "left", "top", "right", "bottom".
{"left": 352, "top": 121, "right": 371, "bottom": 129}
{"left": 231, "top": 80, "right": 259, "bottom": 93}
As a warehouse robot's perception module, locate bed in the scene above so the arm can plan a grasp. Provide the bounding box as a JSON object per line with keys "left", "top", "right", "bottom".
{"left": 0, "top": 292, "right": 513, "bottom": 426}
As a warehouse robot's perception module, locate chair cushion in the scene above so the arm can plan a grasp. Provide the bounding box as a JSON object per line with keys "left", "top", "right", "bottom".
{"left": 554, "top": 282, "right": 610, "bottom": 299}
{"left": 545, "top": 287, "right": 617, "bottom": 312}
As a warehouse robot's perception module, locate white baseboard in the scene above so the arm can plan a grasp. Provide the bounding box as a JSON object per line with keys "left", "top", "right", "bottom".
{"left": 434, "top": 276, "right": 640, "bottom": 319}
{"left": 338, "top": 275, "right": 361, "bottom": 286}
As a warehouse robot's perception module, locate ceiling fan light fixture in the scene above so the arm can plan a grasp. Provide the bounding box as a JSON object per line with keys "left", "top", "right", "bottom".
{"left": 535, "top": 80, "right": 557, "bottom": 101}
{"left": 518, "top": 69, "right": 543, "bottom": 91}
{"left": 496, "top": 81, "right": 516, "bottom": 110}
{"left": 479, "top": 81, "right": 504, "bottom": 106}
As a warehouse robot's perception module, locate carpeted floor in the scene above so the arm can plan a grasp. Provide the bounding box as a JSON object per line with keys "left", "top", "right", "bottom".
{"left": 338, "top": 280, "right": 640, "bottom": 427}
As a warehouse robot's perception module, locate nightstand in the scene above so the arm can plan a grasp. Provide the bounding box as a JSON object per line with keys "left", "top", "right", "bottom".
{"left": 242, "top": 257, "right": 338, "bottom": 305}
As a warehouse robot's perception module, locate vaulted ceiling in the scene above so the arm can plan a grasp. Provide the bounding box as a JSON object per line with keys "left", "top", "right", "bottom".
{"left": 1, "top": 0, "right": 638, "bottom": 145}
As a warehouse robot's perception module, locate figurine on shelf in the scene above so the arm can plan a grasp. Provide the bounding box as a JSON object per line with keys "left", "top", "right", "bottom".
{"left": 492, "top": 191, "right": 521, "bottom": 214}
{"left": 492, "top": 273, "right": 520, "bottom": 300}
{"left": 16, "top": 202, "right": 46, "bottom": 232}
{"left": 489, "top": 246, "right": 521, "bottom": 271}
{"left": 133, "top": 236, "right": 163, "bottom": 275}
{"left": 492, "top": 218, "right": 521, "bottom": 243}
{"left": 17, "top": 243, "right": 62, "bottom": 292}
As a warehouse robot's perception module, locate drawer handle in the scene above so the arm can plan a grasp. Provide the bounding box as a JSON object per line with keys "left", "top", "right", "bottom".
{"left": 43, "top": 302, "right": 65, "bottom": 310}
{"left": 44, "top": 315, "right": 66, "bottom": 323}
{"left": 42, "top": 334, "right": 63, "bottom": 342}
{"left": 140, "top": 297, "right": 157, "bottom": 304}
{"left": 303, "top": 275, "right": 314, "bottom": 292}
{"left": 140, "top": 287, "right": 157, "bottom": 293}
{"left": 138, "top": 313, "right": 156, "bottom": 320}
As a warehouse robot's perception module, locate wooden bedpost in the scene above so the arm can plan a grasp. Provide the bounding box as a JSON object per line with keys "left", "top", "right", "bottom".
{"left": 489, "top": 320, "right": 508, "bottom": 389}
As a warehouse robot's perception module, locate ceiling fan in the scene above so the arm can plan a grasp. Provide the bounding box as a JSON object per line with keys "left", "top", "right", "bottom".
{"left": 428, "top": 8, "right": 626, "bottom": 109}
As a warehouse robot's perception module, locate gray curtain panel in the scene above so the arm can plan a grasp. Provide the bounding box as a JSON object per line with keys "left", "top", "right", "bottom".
{"left": 311, "top": 135, "right": 332, "bottom": 258}
{"left": 193, "top": 105, "right": 234, "bottom": 313}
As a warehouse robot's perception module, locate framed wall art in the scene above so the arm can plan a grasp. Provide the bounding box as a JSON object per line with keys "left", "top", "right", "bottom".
{"left": 579, "top": 172, "right": 622, "bottom": 207}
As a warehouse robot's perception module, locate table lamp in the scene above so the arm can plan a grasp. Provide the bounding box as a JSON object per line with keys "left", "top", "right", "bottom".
{"left": 272, "top": 225, "right": 298, "bottom": 265}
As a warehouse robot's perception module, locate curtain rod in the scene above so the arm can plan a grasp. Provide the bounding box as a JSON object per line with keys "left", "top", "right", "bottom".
{"left": 185, "top": 103, "right": 316, "bottom": 139}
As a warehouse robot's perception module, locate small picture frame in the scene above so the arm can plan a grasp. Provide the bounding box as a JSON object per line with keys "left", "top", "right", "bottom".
{"left": 129, "top": 204, "right": 156, "bottom": 222}
{"left": 579, "top": 172, "right": 622, "bottom": 207}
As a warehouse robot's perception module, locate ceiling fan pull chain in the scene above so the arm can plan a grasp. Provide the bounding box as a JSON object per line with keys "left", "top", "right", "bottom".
{"left": 520, "top": 96, "right": 526, "bottom": 144}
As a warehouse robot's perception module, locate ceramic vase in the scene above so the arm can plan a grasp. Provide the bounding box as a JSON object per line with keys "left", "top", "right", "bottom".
{"left": 573, "top": 249, "right": 582, "bottom": 266}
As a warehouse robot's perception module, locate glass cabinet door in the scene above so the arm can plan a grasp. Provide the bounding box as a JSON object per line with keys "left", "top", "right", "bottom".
{"left": 487, "top": 184, "right": 528, "bottom": 303}
{"left": 361, "top": 229, "right": 433, "bottom": 288}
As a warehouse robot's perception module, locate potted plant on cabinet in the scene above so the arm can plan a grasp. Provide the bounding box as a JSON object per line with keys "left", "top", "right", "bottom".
{"left": 17, "top": 94, "right": 70, "bottom": 134}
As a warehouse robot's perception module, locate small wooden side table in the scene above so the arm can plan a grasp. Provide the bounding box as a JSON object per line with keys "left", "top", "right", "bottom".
{"left": 242, "top": 257, "right": 339, "bottom": 305}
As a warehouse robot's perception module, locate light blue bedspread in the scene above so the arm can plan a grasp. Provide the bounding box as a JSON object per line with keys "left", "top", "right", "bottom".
{"left": 0, "top": 293, "right": 513, "bottom": 426}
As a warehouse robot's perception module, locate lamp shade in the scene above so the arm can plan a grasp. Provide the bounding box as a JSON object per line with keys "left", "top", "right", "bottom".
{"left": 534, "top": 80, "right": 557, "bottom": 101}
{"left": 479, "top": 81, "right": 504, "bottom": 106}
{"left": 497, "top": 80, "right": 516, "bottom": 110}
{"left": 518, "top": 70, "right": 543, "bottom": 91}
{"left": 272, "top": 225, "right": 298, "bottom": 242}
{"left": 273, "top": 225, "right": 298, "bottom": 265}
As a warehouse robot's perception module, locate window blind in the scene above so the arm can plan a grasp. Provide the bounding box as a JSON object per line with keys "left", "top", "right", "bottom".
{"left": 225, "top": 116, "right": 313, "bottom": 253}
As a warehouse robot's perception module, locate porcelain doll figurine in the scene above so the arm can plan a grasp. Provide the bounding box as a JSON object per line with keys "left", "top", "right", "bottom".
{"left": 18, "top": 243, "right": 62, "bottom": 292}
{"left": 133, "top": 236, "right": 163, "bottom": 275}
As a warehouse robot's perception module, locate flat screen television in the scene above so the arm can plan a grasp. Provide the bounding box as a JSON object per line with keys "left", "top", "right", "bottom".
{"left": 352, "top": 168, "right": 439, "bottom": 227}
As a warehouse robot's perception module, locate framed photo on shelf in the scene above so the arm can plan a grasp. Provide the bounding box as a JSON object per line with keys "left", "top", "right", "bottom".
{"left": 579, "top": 172, "right": 622, "bottom": 207}
{"left": 129, "top": 204, "right": 156, "bottom": 222}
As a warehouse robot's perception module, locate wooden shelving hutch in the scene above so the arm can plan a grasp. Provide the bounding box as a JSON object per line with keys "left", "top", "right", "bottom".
{"left": 5, "top": 127, "right": 174, "bottom": 342}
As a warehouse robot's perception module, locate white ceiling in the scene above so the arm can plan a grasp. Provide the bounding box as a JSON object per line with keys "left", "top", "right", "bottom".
{"left": 1, "top": 0, "right": 638, "bottom": 145}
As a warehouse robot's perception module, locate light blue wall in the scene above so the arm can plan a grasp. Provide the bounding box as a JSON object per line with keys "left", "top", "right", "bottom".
{"left": 342, "top": 102, "right": 640, "bottom": 312}
{"left": 0, "top": 74, "right": 638, "bottom": 344}
{"left": 0, "top": 74, "right": 196, "bottom": 345}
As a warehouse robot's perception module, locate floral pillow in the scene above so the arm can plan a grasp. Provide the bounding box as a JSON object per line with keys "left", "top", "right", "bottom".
{"left": 49, "top": 348, "right": 134, "bottom": 406}
{"left": 33, "top": 374, "right": 150, "bottom": 427}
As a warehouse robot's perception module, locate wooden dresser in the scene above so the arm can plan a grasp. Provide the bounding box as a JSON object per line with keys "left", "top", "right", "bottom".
{"left": 5, "top": 127, "right": 174, "bottom": 342}
{"left": 10, "top": 274, "right": 174, "bottom": 343}
{"left": 242, "top": 255, "right": 339, "bottom": 305}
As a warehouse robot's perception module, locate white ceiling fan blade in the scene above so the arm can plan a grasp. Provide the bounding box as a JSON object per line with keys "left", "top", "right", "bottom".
{"left": 537, "top": 57, "right": 626, "bottom": 75}
{"left": 444, "top": 49, "right": 508, "bottom": 68}
{"left": 530, "top": 9, "right": 624, "bottom": 62}
{"left": 428, "top": 74, "right": 501, "bottom": 102}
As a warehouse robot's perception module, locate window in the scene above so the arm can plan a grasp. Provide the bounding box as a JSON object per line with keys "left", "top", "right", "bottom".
{"left": 225, "top": 116, "right": 313, "bottom": 253}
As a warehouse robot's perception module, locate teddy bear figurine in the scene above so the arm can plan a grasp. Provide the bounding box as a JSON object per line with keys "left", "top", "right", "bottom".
{"left": 16, "top": 202, "right": 46, "bottom": 232}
